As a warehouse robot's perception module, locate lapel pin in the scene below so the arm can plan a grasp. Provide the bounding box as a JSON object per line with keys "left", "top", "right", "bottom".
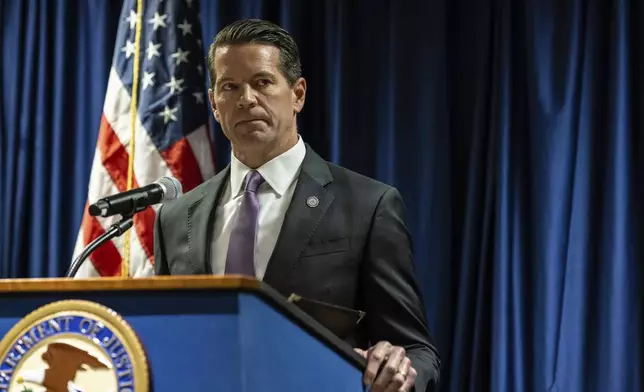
{"left": 306, "top": 196, "right": 319, "bottom": 208}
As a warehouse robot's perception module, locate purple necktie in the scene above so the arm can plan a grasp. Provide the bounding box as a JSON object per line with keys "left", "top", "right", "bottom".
{"left": 225, "top": 170, "right": 265, "bottom": 276}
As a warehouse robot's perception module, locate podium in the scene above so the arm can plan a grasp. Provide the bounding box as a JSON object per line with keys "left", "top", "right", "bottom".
{"left": 0, "top": 276, "right": 367, "bottom": 392}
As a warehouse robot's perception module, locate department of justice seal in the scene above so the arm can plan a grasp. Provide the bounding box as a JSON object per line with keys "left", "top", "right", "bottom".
{"left": 0, "top": 300, "right": 149, "bottom": 392}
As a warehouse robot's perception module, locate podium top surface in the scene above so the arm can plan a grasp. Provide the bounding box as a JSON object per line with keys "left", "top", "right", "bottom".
{"left": 0, "top": 275, "right": 368, "bottom": 372}
{"left": 0, "top": 275, "right": 259, "bottom": 293}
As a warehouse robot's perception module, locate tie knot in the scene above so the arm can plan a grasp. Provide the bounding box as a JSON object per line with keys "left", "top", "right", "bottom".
{"left": 243, "top": 170, "right": 264, "bottom": 193}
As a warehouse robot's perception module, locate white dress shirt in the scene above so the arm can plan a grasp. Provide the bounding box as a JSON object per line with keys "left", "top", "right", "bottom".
{"left": 210, "top": 136, "right": 306, "bottom": 280}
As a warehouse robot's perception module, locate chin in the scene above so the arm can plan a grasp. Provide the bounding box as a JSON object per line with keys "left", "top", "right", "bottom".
{"left": 236, "top": 124, "right": 273, "bottom": 140}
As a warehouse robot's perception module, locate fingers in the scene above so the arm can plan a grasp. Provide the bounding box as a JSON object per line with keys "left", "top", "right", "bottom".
{"left": 354, "top": 348, "right": 368, "bottom": 358}
{"left": 400, "top": 365, "right": 417, "bottom": 392}
{"left": 383, "top": 357, "right": 411, "bottom": 392}
{"left": 361, "top": 342, "right": 417, "bottom": 392}
{"left": 363, "top": 341, "right": 392, "bottom": 387}
{"left": 371, "top": 344, "right": 406, "bottom": 392}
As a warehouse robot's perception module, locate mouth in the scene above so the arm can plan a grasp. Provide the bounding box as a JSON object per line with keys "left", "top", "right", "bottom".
{"left": 236, "top": 119, "right": 267, "bottom": 126}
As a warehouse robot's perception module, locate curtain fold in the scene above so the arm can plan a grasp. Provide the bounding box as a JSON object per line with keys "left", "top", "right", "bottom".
{"left": 0, "top": 0, "right": 122, "bottom": 278}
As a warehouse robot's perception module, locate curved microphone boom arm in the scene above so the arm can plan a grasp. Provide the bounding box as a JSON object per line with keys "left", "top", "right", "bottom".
{"left": 65, "top": 214, "right": 135, "bottom": 278}
{"left": 64, "top": 176, "right": 182, "bottom": 278}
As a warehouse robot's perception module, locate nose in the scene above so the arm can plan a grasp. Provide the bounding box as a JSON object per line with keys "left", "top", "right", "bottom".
{"left": 236, "top": 84, "right": 257, "bottom": 108}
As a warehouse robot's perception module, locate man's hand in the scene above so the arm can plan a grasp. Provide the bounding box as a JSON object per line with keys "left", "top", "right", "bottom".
{"left": 355, "top": 341, "right": 417, "bottom": 392}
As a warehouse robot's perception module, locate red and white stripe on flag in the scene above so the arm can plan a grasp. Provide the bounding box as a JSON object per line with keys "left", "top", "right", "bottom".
{"left": 72, "top": 0, "right": 215, "bottom": 278}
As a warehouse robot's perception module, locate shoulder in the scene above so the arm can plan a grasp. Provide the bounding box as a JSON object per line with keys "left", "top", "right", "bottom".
{"left": 302, "top": 144, "right": 397, "bottom": 206}
{"left": 328, "top": 161, "right": 397, "bottom": 195}
{"left": 324, "top": 161, "right": 403, "bottom": 211}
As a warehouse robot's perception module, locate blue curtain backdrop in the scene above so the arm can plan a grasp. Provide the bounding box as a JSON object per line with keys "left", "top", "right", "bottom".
{"left": 1, "top": 0, "right": 642, "bottom": 391}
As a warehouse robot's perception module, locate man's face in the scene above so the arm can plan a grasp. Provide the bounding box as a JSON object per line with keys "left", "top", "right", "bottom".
{"left": 208, "top": 43, "right": 306, "bottom": 155}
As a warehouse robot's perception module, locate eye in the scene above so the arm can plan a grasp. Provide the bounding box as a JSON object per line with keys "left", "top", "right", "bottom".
{"left": 256, "top": 79, "right": 271, "bottom": 87}
{"left": 221, "top": 83, "right": 236, "bottom": 91}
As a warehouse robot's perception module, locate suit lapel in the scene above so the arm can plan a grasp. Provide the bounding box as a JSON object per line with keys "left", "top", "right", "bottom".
{"left": 263, "top": 146, "right": 334, "bottom": 292}
{"left": 187, "top": 165, "right": 230, "bottom": 274}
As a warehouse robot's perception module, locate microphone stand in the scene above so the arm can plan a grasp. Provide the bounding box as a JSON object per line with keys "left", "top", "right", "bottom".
{"left": 65, "top": 213, "right": 135, "bottom": 278}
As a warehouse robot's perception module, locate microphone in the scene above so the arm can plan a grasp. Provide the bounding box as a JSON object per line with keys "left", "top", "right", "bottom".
{"left": 88, "top": 176, "right": 182, "bottom": 218}
{"left": 65, "top": 176, "right": 182, "bottom": 278}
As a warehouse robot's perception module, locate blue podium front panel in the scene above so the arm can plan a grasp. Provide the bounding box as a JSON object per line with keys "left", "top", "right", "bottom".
{"left": 0, "top": 291, "right": 243, "bottom": 391}
{"left": 239, "top": 294, "right": 365, "bottom": 391}
{"left": 0, "top": 288, "right": 365, "bottom": 392}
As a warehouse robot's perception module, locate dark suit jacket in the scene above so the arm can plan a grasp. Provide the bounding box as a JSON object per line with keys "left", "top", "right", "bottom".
{"left": 153, "top": 144, "right": 441, "bottom": 391}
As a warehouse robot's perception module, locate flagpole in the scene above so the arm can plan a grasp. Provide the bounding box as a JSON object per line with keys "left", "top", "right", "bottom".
{"left": 123, "top": 0, "right": 145, "bottom": 279}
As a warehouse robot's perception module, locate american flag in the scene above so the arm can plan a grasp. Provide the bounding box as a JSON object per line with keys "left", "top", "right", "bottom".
{"left": 72, "top": 0, "right": 215, "bottom": 278}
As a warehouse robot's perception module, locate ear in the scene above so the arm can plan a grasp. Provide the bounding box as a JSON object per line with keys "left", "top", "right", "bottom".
{"left": 292, "top": 77, "right": 307, "bottom": 114}
{"left": 208, "top": 88, "right": 221, "bottom": 123}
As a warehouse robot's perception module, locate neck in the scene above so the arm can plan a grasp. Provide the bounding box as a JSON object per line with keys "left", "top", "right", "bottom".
{"left": 233, "top": 132, "right": 298, "bottom": 169}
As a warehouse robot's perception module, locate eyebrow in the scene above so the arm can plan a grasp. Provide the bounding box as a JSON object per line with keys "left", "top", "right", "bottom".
{"left": 252, "top": 72, "right": 276, "bottom": 80}
{"left": 217, "top": 72, "right": 276, "bottom": 85}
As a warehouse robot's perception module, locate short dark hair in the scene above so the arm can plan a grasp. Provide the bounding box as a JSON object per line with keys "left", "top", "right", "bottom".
{"left": 207, "top": 19, "right": 302, "bottom": 88}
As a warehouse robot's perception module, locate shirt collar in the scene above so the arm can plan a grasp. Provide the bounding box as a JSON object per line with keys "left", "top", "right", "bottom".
{"left": 229, "top": 135, "right": 306, "bottom": 198}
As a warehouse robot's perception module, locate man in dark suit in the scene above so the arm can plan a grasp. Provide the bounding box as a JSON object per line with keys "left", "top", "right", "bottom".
{"left": 153, "top": 19, "right": 440, "bottom": 392}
